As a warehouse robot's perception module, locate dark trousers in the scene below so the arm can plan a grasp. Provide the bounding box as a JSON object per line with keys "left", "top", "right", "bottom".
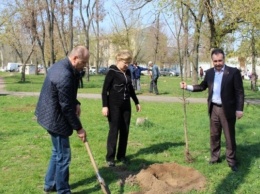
{"left": 106, "top": 100, "right": 131, "bottom": 161}
{"left": 210, "top": 104, "right": 237, "bottom": 166}
{"left": 149, "top": 78, "right": 159, "bottom": 94}
{"left": 78, "top": 78, "right": 83, "bottom": 88}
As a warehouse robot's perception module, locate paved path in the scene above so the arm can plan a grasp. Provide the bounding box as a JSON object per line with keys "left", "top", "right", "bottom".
{"left": 0, "top": 76, "right": 259, "bottom": 104}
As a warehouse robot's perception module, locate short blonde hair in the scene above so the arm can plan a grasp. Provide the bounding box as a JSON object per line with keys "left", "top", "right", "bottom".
{"left": 115, "top": 50, "right": 132, "bottom": 63}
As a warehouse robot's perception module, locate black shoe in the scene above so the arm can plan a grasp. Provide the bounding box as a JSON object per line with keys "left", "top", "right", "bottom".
{"left": 44, "top": 187, "right": 56, "bottom": 193}
{"left": 209, "top": 159, "right": 221, "bottom": 165}
{"left": 107, "top": 161, "right": 115, "bottom": 167}
{"left": 230, "top": 165, "right": 238, "bottom": 172}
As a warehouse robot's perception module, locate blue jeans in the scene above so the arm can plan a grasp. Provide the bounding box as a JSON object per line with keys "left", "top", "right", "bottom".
{"left": 44, "top": 133, "right": 71, "bottom": 194}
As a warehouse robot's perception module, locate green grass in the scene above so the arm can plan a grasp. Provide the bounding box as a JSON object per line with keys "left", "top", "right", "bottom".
{"left": 0, "top": 72, "right": 260, "bottom": 193}
{"left": 0, "top": 94, "right": 260, "bottom": 194}
{"left": 1, "top": 71, "right": 259, "bottom": 99}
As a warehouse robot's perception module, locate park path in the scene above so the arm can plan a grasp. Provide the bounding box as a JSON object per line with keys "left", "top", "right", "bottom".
{"left": 0, "top": 76, "right": 259, "bottom": 104}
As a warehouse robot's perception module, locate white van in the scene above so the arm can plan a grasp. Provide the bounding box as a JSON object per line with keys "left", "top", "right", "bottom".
{"left": 89, "top": 66, "right": 96, "bottom": 74}
{"left": 6, "top": 63, "right": 21, "bottom": 72}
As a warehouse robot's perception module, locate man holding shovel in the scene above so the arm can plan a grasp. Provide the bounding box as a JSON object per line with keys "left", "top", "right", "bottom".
{"left": 35, "top": 46, "right": 88, "bottom": 193}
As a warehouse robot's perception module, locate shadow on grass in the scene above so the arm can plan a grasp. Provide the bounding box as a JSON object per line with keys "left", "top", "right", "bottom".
{"left": 131, "top": 141, "right": 184, "bottom": 157}
{"left": 158, "top": 91, "right": 171, "bottom": 95}
{"left": 71, "top": 142, "right": 184, "bottom": 194}
{"left": 214, "top": 142, "right": 260, "bottom": 194}
{"left": 71, "top": 176, "right": 101, "bottom": 194}
{"left": 72, "top": 142, "right": 260, "bottom": 193}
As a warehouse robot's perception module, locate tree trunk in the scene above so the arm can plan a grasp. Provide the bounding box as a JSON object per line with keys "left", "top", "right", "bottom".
{"left": 183, "top": 4, "right": 189, "bottom": 79}
{"left": 95, "top": 0, "right": 100, "bottom": 70}
{"left": 79, "top": 0, "right": 96, "bottom": 82}
{"left": 68, "top": 0, "right": 75, "bottom": 51}
{"left": 251, "top": 29, "right": 257, "bottom": 91}
{"left": 153, "top": 13, "right": 160, "bottom": 63}
{"left": 45, "top": 0, "right": 55, "bottom": 64}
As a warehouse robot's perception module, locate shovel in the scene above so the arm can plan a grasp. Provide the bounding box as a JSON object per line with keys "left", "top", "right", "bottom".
{"left": 84, "top": 139, "right": 111, "bottom": 194}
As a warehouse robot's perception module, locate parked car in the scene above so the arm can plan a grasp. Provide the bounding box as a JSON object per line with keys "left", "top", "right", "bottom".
{"left": 169, "top": 69, "right": 180, "bottom": 76}
{"left": 98, "top": 67, "right": 108, "bottom": 75}
{"left": 89, "top": 67, "right": 96, "bottom": 74}
{"left": 159, "top": 68, "right": 171, "bottom": 76}
{"left": 159, "top": 68, "right": 179, "bottom": 76}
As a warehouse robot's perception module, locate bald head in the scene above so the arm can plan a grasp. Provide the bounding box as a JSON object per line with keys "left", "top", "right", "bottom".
{"left": 68, "top": 46, "right": 89, "bottom": 71}
{"left": 148, "top": 61, "right": 153, "bottom": 66}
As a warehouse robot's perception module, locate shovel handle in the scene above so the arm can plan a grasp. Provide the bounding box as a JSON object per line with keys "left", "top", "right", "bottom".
{"left": 83, "top": 140, "right": 111, "bottom": 194}
{"left": 84, "top": 140, "right": 99, "bottom": 173}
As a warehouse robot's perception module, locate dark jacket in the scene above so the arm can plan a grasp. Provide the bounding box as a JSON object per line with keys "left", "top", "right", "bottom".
{"left": 35, "top": 58, "right": 82, "bottom": 136}
{"left": 193, "top": 65, "right": 244, "bottom": 119}
{"left": 134, "top": 66, "right": 148, "bottom": 79}
{"left": 128, "top": 64, "right": 135, "bottom": 79}
{"left": 102, "top": 65, "right": 139, "bottom": 107}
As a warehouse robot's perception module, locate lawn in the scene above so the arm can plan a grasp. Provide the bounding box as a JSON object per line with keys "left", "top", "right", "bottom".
{"left": 1, "top": 71, "right": 259, "bottom": 99}
{"left": 0, "top": 72, "right": 260, "bottom": 194}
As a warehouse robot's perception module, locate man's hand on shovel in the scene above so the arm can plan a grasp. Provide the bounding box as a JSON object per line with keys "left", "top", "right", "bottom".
{"left": 77, "top": 128, "right": 87, "bottom": 142}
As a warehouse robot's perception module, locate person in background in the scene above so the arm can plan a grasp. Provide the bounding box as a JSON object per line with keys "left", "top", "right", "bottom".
{"left": 199, "top": 66, "right": 204, "bottom": 79}
{"left": 35, "top": 46, "right": 88, "bottom": 193}
{"left": 78, "top": 69, "right": 85, "bottom": 88}
{"left": 128, "top": 63, "right": 136, "bottom": 89}
{"left": 133, "top": 62, "right": 148, "bottom": 92}
{"left": 180, "top": 48, "right": 244, "bottom": 172}
{"left": 148, "top": 61, "right": 159, "bottom": 95}
{"left": 101, "top": 50, "right": 141, "bottom": 167}
{"left": 250, "top": 72, "right": 258, "bottom": 91}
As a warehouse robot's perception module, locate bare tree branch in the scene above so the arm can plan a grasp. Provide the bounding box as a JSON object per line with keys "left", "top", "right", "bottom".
{"left": 131, "top": 0, "right": 153, "bottom": 10}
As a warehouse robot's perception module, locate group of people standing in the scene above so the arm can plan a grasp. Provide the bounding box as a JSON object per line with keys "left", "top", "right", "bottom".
{"left": 128, "top": 62, "right": 148, "bottom": 92}
{"left": 35, "top": 46, "right": 244, "bottom": 194}
{"left": 35, "top": 47, "right": 142, "bottom": 193}
{"left": 128, "top": 61, "right": 160, "bottom": 94}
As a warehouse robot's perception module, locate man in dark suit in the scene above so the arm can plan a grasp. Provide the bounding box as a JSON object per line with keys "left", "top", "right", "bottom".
{"left": 180, "top": 48, "right": 244, "bottom": 172}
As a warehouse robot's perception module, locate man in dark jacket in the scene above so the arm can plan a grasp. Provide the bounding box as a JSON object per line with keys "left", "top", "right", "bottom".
{"left": 180, "top": 48, "right": 244, "bottom": 172}
{"left": 128, "top": 63, "right": 136, "bottom": 89}
{"left": 133, "top": 62, "right": 148, "bottom": 91}
{"left": 35, "top": 46, "right": 89, "bottom": 193}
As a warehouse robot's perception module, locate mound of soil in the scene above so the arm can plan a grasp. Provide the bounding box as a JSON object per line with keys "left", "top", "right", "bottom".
{"left": 126, "top": 163, "right": 206, "bottom": 194}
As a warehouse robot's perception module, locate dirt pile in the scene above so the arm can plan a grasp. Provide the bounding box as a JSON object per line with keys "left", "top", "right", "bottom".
{"left": 127, "top": 163, "right": 206, "bottom": 194}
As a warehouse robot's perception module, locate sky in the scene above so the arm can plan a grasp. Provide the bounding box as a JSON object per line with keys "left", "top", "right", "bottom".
{"left": 100, "top": 0, "right": 158, "bottom": 33}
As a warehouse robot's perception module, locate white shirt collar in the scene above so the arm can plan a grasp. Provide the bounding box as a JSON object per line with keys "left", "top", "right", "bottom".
{"left": 214, "top": 65, "right": 225, "bottom": 73}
